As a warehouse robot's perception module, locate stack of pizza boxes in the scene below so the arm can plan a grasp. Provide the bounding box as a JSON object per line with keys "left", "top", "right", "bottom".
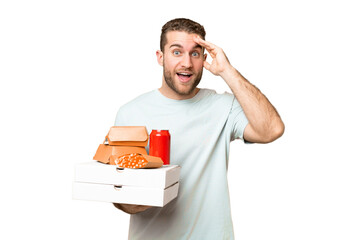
{"left": 73, "top": 126, "right": 180, "bottom": 207}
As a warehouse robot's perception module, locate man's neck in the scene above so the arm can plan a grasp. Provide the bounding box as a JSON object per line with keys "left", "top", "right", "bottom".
{"left": 158, "top": 86, "right": 200, "bottom": 100}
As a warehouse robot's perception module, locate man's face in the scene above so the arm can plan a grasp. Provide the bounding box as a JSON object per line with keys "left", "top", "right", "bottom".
{"left": 157, "top": 31, "right": 206, "bottom": 99}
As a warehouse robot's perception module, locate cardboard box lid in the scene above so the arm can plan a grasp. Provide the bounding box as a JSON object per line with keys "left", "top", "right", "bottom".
{"left": 106, "top": 126, "right": 149, "bottom": 147}
{"left": 74, "top": 161, "right": 181, "bottom": 189}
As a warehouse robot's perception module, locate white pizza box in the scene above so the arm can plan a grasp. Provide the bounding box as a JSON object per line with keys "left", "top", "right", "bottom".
{"left": 72, "top": 181, "right": 179, "bottom": 207}
{"left": 74, "top": 161, "right": 181, "bottom": 188}
{"left": 72, "top": 161, "right": 181, "bottom": 207}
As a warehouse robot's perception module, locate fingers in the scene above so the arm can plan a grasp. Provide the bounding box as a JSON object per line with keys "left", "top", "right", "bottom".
{"left": 194, "top": 37, "right": 215, "bottom": 71}
{"left": 203, "top": 61, "right": 211, "bottom": 71}
{"left": 193, "top": 36, "right": 217, "bottom": 58}
{"left": 193, "top": 36, "right": 216, "bottom": 51}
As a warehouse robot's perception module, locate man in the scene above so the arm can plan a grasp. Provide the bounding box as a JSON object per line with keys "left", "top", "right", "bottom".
{"left": 113, "top": 18, "right": 284, "bottom": 240}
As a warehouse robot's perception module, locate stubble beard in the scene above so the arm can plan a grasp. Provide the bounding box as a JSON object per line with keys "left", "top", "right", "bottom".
{"left": 163, "top": 63, "right": 203, "bottom": 96}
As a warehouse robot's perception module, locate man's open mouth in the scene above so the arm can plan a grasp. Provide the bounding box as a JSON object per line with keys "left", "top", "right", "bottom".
{"left": 176, "top": 72, "right": 193, "bottom": 82}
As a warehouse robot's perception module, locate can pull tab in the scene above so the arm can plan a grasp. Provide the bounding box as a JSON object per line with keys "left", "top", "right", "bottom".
{"left": 114, "top": 185, "right": 122, "bottom": 190}
{"left": 116, "top": 167, "right": 124, "bottom": 173}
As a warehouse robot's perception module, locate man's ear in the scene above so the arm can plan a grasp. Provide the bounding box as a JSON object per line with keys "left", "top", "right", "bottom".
{"left": 156, "top": 50, "right": 164, "bottom": 66}
{"left": 203, "top": 53, "right": 207, "bottom": 61}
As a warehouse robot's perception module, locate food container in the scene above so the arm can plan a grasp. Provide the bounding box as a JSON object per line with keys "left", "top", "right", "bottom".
{"left": 93, "top": 126, "right": 149, "bottom": 165}
{"left": 73, "top": 161, "right": 181, "bottom": 207}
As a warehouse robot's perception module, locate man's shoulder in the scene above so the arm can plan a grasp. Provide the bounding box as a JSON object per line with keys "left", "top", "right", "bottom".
{"left": 114, "top": 90, "right": 155, "bottom": 116}
{"left": 114, "top": 90, "right": 157, "bottom": 124}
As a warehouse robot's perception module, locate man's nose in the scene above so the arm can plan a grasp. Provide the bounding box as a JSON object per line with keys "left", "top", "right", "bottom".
{"left": 181, "top": 54, "right": 193, "bottom": 68}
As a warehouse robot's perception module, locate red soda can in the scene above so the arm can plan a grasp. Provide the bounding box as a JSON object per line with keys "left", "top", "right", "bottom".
{"left": 149, "top": 130, "right": 171, "bottom": 165}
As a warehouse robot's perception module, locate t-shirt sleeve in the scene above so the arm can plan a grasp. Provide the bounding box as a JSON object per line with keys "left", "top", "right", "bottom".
{"left": 228, "top": 96, "right": 249, "bottom": 141}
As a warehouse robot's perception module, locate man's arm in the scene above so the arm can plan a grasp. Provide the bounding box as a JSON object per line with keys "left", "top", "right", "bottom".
{"left": 221, "top": 67, "right": 284, "bottom": 143}
{"left": 194, "top": 36, "right": 285, "bottom": 143}
{"left": 113, "top": 203, "right": 152, "bottom": 214}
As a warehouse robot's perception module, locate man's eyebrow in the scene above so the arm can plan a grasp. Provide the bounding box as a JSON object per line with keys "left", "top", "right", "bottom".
{"left": 169, "top": 44, "right": 183, "bottom": 49}
{"left": 194, "top": 44, "right": 203, "bottom": 50}
{"left": 169, "top": 43, "right": 203, "bottom": 50}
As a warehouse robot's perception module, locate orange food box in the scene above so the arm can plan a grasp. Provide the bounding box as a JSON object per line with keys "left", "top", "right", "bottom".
{"left": 93, "top": 126, "right": 149, "bottom": 165}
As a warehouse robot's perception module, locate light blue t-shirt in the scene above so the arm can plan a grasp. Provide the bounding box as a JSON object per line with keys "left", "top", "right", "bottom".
{"left": 115, "top": 88, "right": 249, "bottom": 240}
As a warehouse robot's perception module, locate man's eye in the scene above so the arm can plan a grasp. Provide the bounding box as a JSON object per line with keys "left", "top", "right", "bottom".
{"left": 192, "top": 52, "right": 200, "bottom": 57}
{"left": 173, "top": 51, "right": 181, "bottom": 56}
